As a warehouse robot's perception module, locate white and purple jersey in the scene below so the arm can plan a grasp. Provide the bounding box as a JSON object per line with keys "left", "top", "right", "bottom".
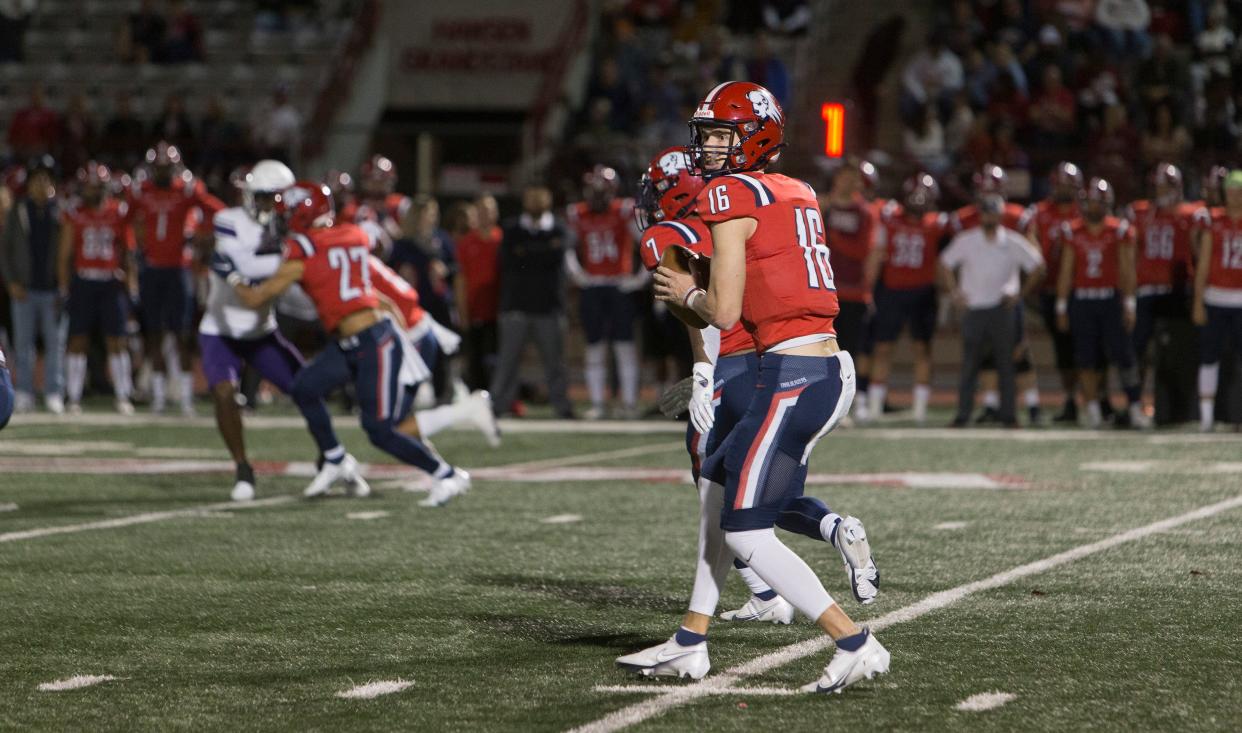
{"left": 200, "top": 207, "right": 282, "bottom": 340}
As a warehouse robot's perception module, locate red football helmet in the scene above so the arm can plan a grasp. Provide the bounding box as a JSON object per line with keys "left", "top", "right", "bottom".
{"left": 145, "top": 140, "right": 182, "bottom": 168}
{"left": 1151, "top": 162, "right": 1184, "bottom": 206}
{"left": 1050, "top": 161, "right": 1084, "bottom": 191}
{"left": 859, "top": 159, "right": 880, "bottom": 194}
{"left": 324, "top": 169, "right": 354, "bottom": 198}
{"left": 1083, "top": 176, "right": 1114, "bottom": 217}
{"left": 76, "top": 161, "right": 111, "bottom": 186}
{"left": 359, "top": 154, "right": 396, "bottom": 196}
{"left": 973, "top": 163, "right": 1007, "bottom": 194}
{"left": 279, "top": 180, "right": 335, "bottom": 233}
{"left": 688, "top": 81, "right": 785, "bottom": 178}
{"left": 636, "top": 146, "right": 705, "bottom": 229}
{"left": 902, "top": 173, "right": 940, "bottom": 214}
{"left": 1203, "top": 165, "right": 1228, "bottom": 206}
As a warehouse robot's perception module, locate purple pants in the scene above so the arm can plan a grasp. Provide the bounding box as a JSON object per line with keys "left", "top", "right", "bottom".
{"left": 198, "top": 331, "right": 304, "bottom": 392}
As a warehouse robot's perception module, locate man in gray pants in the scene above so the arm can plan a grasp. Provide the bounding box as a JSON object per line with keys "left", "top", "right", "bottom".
{"left": 939, "top": 194, "right": 1045, "bottom": 427}
{"left": 490, "top": 185, "right": 574, "bottom": 418}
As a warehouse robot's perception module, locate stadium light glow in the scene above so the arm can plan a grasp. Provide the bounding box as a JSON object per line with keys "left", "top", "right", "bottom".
{"left": 821, "top": 103, "right": 845, "bottom": 158}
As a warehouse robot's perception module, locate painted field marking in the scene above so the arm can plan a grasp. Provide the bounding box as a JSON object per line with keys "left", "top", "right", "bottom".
{"left": 335, "top": 679, "right": 413, "bottom": 699}
{"left": 346, "top": 511, "right": 390, "bottom": 521}
{"left": 0, "top": 439, "right": 133, "bottom": 455}
{"left": 0, "top": 496, "right": 293, "bottom": 544}
{"left": 571, "top": 492, "right": 1242, "bottom": 733}
{"left": 955, "top": 691, "right": 1017, "bottom": 712}
{"left": 1083, "top": 460, "right": 1242, "bottom": 475}
{"left": 37, "top": 675, "right": 118, "bottom": 691}
{"left": 542, "top": 514, "right": 583, "bottom": 524}
{"left": 593, "top": 685, "right": 798, "bottom": 697}
{"left": 0, "top": 502, "right": 17, "bottom": 513}
{"left": 933, "top": 521, "right": 969, "bottom": 531}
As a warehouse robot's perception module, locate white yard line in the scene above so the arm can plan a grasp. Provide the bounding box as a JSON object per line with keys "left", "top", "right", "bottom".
{"left": 335, "top": 679, "right": 413, "bottom": 699}
{"left": 0, "top": 496, "right": 293, "bottom": 544}
{"left": 499, "top": 443, "right": 683, "bottom": 472}
{"left": 37, "top": 675, "right": 118, "bottom": 691}
{"left": 570, "top": 492, "right": 1242, "bottom": 733}
{"left": 955, "top": 691, "right": 1017, "bottom": 711}
{"left": 933, "top": 521, "right": 969, "bottom": 531}
{"left": 346, "top": 511, "right": 390, "bottom": 521}
{"left": 541, "top": 514, "right": 584, "bottom": 524}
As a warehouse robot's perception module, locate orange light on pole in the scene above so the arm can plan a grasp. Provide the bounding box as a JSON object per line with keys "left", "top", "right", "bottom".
{"left": 821, "top": 102, "right": 845, "bottom": 158}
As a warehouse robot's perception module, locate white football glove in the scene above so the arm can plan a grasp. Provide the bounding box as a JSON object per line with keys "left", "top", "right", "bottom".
{"left": 689, "top": 361, "right": 715, "bottom": 435}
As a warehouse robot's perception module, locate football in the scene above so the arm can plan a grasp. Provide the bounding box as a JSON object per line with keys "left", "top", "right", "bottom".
{"left": 659, "top": 244, "right": 712, "bottom": 329}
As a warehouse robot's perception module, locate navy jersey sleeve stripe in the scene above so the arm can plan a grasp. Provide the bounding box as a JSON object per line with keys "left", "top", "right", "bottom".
{"left": 727, "top": 173, "right": 774, "bottom": 208}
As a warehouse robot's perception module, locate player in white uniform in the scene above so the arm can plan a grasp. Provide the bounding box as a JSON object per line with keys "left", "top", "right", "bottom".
{"left": 201, "top": 161, "right": 368, "bottom": 501}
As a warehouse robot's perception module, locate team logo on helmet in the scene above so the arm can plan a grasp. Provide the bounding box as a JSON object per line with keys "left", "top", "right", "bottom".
{"left": 746, "top": 89, "right": 782, "bottom": 124}
{"left": 658, "top": 151, "right": 690, "bottom": 176}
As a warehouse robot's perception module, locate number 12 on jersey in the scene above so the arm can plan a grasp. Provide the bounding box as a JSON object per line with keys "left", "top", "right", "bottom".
{"left": 794, "top": 206, "right": 834, "bottom": 290}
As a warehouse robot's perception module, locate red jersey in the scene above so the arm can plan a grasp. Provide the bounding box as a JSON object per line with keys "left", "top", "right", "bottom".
{"left": 1203, "top": 209, "right": 1242, "bottom": 290}
{"left": 352, "top": 193, "right": 410, "bottom": 228}
{"left": 64, "top": 200, "right": 131, "bottom": 277}
{"left": 1030, "top": 200, "right": 1080, "bottom": 292}
{"left": 284, "top": 223, "right": 379, "bottom": 332}
{"left": 369, "top": 255, "right": 426, "bottom": 328}
{"left": 1125, "top": 200, "right": 1208, "bottom": 289}
{"left": 876, "top": 202, "right": 948, "bottom": 290}
{"left": 1066, "top": 216, "right": 1132, "bottom": 290}
{"left": 698, "top": 172, "right": 838, "bottom": 352}
{"left": 822, "top": 192, "right": 874, "bottom": 303}
{"left": 639, "top": 216, "right": 754, "bottom": 357}
{"left": 567, "top": 199, "right": 635, "bottom": 278}
{"left": 126, "top": 176, "right": 224, "bottom": 268}
{"left": 951, "top": 202, "right": 1034, "bottom": 235}
{"left": 456, "top": 225, "right": 502, "bottom": 324}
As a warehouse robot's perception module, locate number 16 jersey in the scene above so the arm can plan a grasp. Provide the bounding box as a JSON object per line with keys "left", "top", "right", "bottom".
{"left": 283, "top": 222, "right": 378, "bottom": 333}
{"left": 696, "top": 171, "right": 839, "bottom": 353}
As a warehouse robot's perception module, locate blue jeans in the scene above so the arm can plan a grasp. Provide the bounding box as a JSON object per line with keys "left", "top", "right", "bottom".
{"left": 11, "top": 290, "right": 66, "bottom": 397}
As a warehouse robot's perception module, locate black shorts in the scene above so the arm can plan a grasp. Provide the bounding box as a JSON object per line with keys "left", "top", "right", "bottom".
{"left": 1201, "top": 304, "right": 1242, "bottom": 365}
{"left": 68, "top": 277, "right": 128, "bottom": 338}
{"left": 1070, "top": 295, "right": 1134, "bottom": 370}
{"left": 834, "top": 299, "right": 873, "bottom": 356}
{"left": 139, "top": 266, "right": 193, "bottom": 334}
{"left": 579, "top": 285, "right": 635, "bottom": 344}
{"left": 873, "top": 284, "right": 936, "bottom": 344}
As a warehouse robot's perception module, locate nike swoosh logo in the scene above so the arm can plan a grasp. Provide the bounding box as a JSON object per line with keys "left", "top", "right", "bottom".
{"left": 655, "top": 646, "right": 698, "bottom": 663}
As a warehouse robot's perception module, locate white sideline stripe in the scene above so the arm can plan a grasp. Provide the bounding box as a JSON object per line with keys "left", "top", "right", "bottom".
{"left": 37, "top": 675, "right": 117, "bottom": 691}
{"left": 933, "top": 521, "right": 969, "bottom": 530}
{"left": 572, "top": 492, "right": 1242, "bottom": 733}
{"left": 956, "top": 691, "right": 1017, "bottom": 712}
{"left": 335, "top": 679, "right": 413, "bottom": 699}
{"left": 0, "top": 502, "right": 17, "bottom": 513}
{"left": 0, "top": 439, "right": 133, "bottom": 455}
{"left": 0, "top": 496, "right": 293, "bottom": 543}
{"left": 1083, "top": 460, "right": 1242, "bottom": 475}
{"left": 346, "top": 511, "right": 390, "bottom": 521}
{"left": 500, "top": 443, "right": 681, "bottom": 472}
{"left": 541, "top": 514, "right": 583, "bottom": 524}
{"left": 593, "top": 685, "right": 799, "bottom": 697}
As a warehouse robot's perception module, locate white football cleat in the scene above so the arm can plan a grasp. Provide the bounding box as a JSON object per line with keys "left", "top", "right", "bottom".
{"left": 801, "top": 628, "right": 890, "bottom": 694}
{"left": 719, "top": 594, "right": 796, "bottom": 624}
{"left": 582, "top": 405, "right": 605, "bottom": 421}
{"left": 835, "top": 516, "right": 880, "bottom": 605}
{"left": 467, "top": 390, "right": 502, "bottom": 447}
{"left": 115, "top": 399, "right": 134, "bottom": 416}
{"left": 1129, "top": 403, "right": 1153, "bottom": 430}
{"left": 616, "top": 636, "right": 710, "bottom": 680}
{"left": 13, "top": 391, "right": 34, "bottom": 414}
{"left": 304, "top": 453, "right": 361, "bottom": 498}
{"left": 345, "top": 466, "right": 372, "bottom": 498}
{"left": 231, "top": 481, "right": 255, "bottom": 502}
{"left": 67, "top": 402, "right": 83, "bottom": 416}
{"left": 419, "top": 468, "right": 471, "bottom": 507}
{"left": 45, "top": 394, "right": 65, "bottom": 415}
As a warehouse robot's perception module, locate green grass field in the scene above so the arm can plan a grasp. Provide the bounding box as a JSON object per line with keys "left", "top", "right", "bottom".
{"left": 2, "top": 409, "right": 1241, "bottom": 731}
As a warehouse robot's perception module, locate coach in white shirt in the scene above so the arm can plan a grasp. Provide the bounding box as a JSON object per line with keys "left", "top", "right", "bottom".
{"left": 939, "top": 194, "right": 1045, "bottom": 427}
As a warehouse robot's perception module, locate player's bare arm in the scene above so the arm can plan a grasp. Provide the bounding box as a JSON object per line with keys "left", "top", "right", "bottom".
{"left": 1056, "top": 244, "right": 1075, "bottom": 332}
{"left": 234, "top": 259, "right": 304, "bottom": 309}
{"left": 56, "top": 220, "right": 74, "bottom": 297}
{"left": 1119, "top": 238, "right": 1137, "bottom": 331}
{"left": 1192, "top": 230, "right": 1212, "bottom": 326}
{"left": 653, "top": 217, "right": 752, "bottom": 329}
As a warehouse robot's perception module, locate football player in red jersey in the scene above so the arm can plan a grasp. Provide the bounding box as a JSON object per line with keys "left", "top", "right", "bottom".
{"left": 126, "top": 141, "right": 225, "bottom": 415}
{"left": 566, "top": 165, "right": 645, "bottom": 419}
{"left": 1031, "top": 162, "right": 1085, "bottom": 422}
{"left": 1123, "top": 163, "right": 1209, "bottom": 396}
{"left": 621, "top": 82, "right": 888, "bottom": 693}
{"left": 350, "top": 154, "right": 411, "bottom": 256}
{"left": 820, "top": 157, "right": 877, "bottom": 421}
{"left": 57, "top": 162, "right": 135, "bottom": 415}
{"left": 225, "top": 181, "right": 471, "bottom": 507}
{"left": 865, "top": 173, "right": 949, "bottom": 423}
{"left": 1192, "top": 170, "right": 1242, "bottom": 432}
{"left": 952, "top": 164, "right": 1043, "bottom": 424}
{"left": 1055, "top": 178, "right": 1149, "bottom": 429}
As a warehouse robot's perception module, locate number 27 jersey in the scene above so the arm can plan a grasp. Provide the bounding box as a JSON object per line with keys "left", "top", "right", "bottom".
{"left": 697, "top": 172, "right": 839, "bottom": 352}
{"left": 283, "top": 222, "right": 379, "bottom": 333}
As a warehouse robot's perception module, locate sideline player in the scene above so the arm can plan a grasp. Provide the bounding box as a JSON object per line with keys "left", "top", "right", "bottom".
{"left": 1193, "top": 170, "right": 1242, "bottom": 432}
{"left": 622, "top": 82, "right": 888, "bottom": 693}
{"left": 866, "top": 174, "right": 948, "bottom": 423}
{"left": 0, "top": 345, "right": 12, "bottom": 429}
{"left": 1124, "top": 163, "right": 1205, "bottom": 393}
{"left": 127, "top": 141, "right": 225, "bottom": 415}
{"left": 201, "top": 160, "right": 358, "bottom": 501}
{"left": 225, "top": 181, "right": 471, "bottom": 507}
{"left": 637, "top": 146, "right": 870, "bottom": 624}
{"left": 59, "top": 162, "right": 136, "bottom": 415}
{"left": 1055, "top": 178, "right": 1149, "bottom": 428}
{"left": 1030, "top": 162, "right": 1084, "bottom": 422}
{"left": 566, "top": 165, "right": 645, "bottom": 419}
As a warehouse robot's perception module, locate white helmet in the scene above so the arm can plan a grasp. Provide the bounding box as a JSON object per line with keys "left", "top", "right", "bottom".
{"left": 244, "top": 160, "right": 295, "bottom": 224}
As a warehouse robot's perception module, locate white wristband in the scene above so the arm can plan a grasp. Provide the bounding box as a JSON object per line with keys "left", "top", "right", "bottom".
{"left": 1123, "top": 296, "right": 1137, "bottom": 312}
{"left": 1055, "top": 298, "right": 1068, "bottom": 316}
{"left": 683, "top": 287, "right": 705, "bottom": 309}
{"left": 226, "top": 272, "right": 245, "bottom": 288}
